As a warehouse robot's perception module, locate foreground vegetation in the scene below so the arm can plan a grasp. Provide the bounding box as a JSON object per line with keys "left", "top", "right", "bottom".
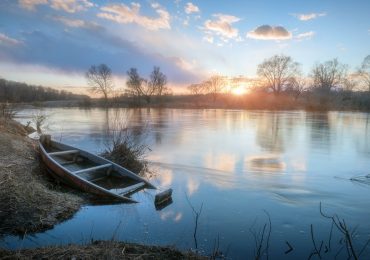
{"left": 0, "top": 241, "right": 205, "bottom": 260}
{"left": 0, "top": 117, "right": 83, "bottom": 235}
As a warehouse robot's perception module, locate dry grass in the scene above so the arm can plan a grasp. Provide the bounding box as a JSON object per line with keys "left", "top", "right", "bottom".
{"left": 0, "top": 241, "right": 207, "bottom": 259}
{"left": 101, "top": 111, "right": 148, "bottom": 174}
{"left": 0, "top": 119, "right": 83, "bottom": 236}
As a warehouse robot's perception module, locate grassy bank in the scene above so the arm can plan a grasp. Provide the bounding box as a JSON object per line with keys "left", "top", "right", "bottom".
{"left": 0, "top": 241, "right": 206, "bottom": 259}
{"left": 0, "top": 118, "right": 83, "bottom": 235}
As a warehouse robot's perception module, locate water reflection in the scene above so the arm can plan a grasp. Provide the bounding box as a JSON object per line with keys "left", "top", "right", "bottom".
{"left": 10, "top": 108, "right": 370, "bottom": 260}
{"left": 246, "top": 155, "right": 286, "bottom": 173}
{"left": 307, "top": 112, "right": 332, "bottom": 151}
{"left": 256, "top": 112, "right": 285, "bottom": 153}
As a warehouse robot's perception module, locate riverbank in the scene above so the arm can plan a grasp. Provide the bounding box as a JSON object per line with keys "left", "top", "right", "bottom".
{"left": 21, "top": 90, "right": 370, "bottom": 112}
{"left": 0, "top": 240, "right": 205, "bottom": 259}
{"left": 0, "top": 118, "right": 83, "bottom": 235}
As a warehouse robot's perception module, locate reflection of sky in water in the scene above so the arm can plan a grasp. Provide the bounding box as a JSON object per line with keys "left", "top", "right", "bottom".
{"left": 5, "top": 108, "right": 370, "bottom": 259}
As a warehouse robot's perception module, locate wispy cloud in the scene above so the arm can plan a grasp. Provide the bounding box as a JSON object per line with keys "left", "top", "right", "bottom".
{"left": 204, "top": 14, "right": 240, "bottom": 40}
{"left": 49, "top": 0, "right": 94, "bottom": 13}
{"left": 98, "top": 2, "right": 171, "bottom": 31}
{"left": 247, "top": 25, "right": 292, "bottom": 40}
{"left": 185, "top": 2, "right": 199, "bottom": 14}
{"left": 293, "top": 12, "right": 326, "bottom": 21}
{"left": 295, "top": 31, "right": 315, "bottom": 40}
{"left": 0, "top": 32, "right": 22, "bottom": 46}
{"left": 203, "top": 34, "right": 214, "bottom": 43}
{"left": 19, "top": 0, "right": 94, "bottom": 13}
{"left": 52, "top": 16, "right": 100, "bottom": 29}
{"left": 18, "top": 0, "right": 48, "bottom": 11}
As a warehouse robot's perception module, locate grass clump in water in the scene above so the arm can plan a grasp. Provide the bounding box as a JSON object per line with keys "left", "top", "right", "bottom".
{"left": 101, "top": 111, "right": 148, "bottom": 174}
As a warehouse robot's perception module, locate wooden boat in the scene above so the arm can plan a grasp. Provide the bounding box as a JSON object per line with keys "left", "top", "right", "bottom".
{"left": 39, "top": 135, "right": 155, "bottom": 203}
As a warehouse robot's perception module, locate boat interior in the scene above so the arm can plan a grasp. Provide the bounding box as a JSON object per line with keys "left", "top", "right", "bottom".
{"left": 44, "top": 142, "right": 146, "bottom": 196}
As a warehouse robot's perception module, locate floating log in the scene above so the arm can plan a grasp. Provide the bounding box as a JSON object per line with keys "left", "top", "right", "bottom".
{"left": 154, "top": 188, "right": 173, "bottom": 208}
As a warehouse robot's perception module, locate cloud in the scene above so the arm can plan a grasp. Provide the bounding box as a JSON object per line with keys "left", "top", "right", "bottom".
{"left": 204, "top": 14, "right": 240, "bottom": 39}
{"left": 97, "top": 2, "right": 170, "bottom": 31}
{"left": 295, "top": 31, "right": 315, "bottom": 40}
{"left": 0, "top": 32, "right": 22, "bottom": 46}
{"left": 49, "top": 0, "right": 94, "bottom": 13}
{"left": 18, "top": 0, "right": 48, "bottom": 11}
{"left": 294, "top": 12, "right": 326, "bottom": 21}
{"left": 19, "top": 0, "right": 94, "bottom": 13}
{"left": 185, "top": 2, "right": 199, "bottom": 14}
{"left": 203, "top": 35, "right": 214, "bottom": 43}
{"left": 52, "top": 15, "right": 100, "bottom": 29}
{"left": 0, "top": 24, "right": 199, "bottom": 84}
{"left": 247, "top": 25, "right": 292, "bottom": 40}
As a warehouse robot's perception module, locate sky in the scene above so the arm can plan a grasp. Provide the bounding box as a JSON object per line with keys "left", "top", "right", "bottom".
{"left": 0, "top": 0, "right": 369, "bottom": 92}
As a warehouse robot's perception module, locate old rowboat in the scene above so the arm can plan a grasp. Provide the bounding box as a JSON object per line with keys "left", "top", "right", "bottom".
{"left": 39, "top": 135, "right": 155, "bottom": 203}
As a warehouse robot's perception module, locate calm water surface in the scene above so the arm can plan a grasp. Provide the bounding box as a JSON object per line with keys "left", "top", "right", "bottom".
{"left": 3, "top": 108, "right": 370, "bottom": 259}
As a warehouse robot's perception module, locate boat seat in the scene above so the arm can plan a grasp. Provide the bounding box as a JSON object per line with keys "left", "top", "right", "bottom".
{"left": 48, "top": 150, "right": 79, "bottom": 156}
{"left": 73, "top": 163, "right": 112, "bottom": 175}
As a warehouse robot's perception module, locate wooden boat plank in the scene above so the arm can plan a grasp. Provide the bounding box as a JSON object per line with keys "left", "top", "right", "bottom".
{"left": 113, "top": 182, "right": 146, "bottom": 196}
{"left": 48, "top": 150, "right": 79, "bottom": 156}
{"left": 73, "top": 163, "right": 112, "bottom": 175}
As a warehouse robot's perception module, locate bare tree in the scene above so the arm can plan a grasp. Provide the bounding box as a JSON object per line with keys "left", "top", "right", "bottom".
{"left": 257, "top": 55, "right": 300, "bottom": 95}
{"left": 310, "top": 58, "right": 348, "bottom": 92}
{"left": 187, "top": 83, "right": 204, "bottom": 95}
{"left": 126, "top": 68, "right": 145, "bottom": 102}
{"left": 126, "top": 67, "right": 168, "bottom": 104}
{"left": 85, "top": 64, "right": 114, "bottom": 104}
{"left": 342, "top": 76, "right": 358, "bottom": 92}
{"left": 149, "top": 66, "right": 167, "bottom": 96}
{"left": 203, "top": 75, "right": 225, "bottom": 102}
{"left": 285, "top": 76, "right": 308, "bottom": 100}
{"left": 358, "top": 55, "right": 370, "bottom": 91}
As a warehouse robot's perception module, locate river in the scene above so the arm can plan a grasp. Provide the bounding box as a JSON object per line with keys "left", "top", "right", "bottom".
{"left": 3, "top": 108, "right": 370, "bottom": 259}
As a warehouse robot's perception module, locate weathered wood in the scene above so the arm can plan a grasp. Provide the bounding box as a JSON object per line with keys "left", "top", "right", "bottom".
{"left": 49, "top": 150, "right": 79, "bottom": 156}
{"left": 155, "top": 188, "right": 173, "bottom": 205}
{"left": 73, "top": 163, "right": 112, "bottom": 175}
{"left": 39, "top": 135, "right": 51, "bottom": 147}
{"left": 115, "top": 182, "right": 146, "bottom": 195}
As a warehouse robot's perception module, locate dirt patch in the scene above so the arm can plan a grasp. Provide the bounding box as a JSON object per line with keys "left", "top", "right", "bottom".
{"left": 0, "top": 241, "right": 207, "bottom": 259}
{"left": 0, "top": 118, "right": 83, "bottom": 236}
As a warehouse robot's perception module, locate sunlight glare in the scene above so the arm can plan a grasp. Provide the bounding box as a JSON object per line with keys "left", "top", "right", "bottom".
{"left": 231, "top": 86, "right": 247, "bottom": 95}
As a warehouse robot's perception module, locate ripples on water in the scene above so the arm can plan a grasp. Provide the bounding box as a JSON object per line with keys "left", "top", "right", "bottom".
{"left": 4, "top": 108, "right": 370, "bottom": 259}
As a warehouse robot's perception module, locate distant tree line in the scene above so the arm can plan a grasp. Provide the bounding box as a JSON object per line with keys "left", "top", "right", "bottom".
{"left": 84, "top": 55, "right": 370, "bottom": 110}
{"left": 0, "top": 78, "right": 88, "bottom": 103}
{"left": 185, "top": 55, "right": 370, "bottom": 109}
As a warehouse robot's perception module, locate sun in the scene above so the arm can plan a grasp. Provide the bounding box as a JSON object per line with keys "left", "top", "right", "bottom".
{"left": 231, "top": 86, "right": 247, "bottom": 95}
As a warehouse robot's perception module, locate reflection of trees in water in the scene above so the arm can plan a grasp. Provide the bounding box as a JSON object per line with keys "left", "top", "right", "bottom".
{"left": 355, "top": 113, "right": 370, "bottom": 157}
{"left": 246, "top": 155, "right": 286, "bottom": 173}
{"left": 307, "top": 112, "right": 332, "bottom": 151}
{"left": 256, "top": 112, "right": 285, "bottom": 153}
{"left": 151, "top": 109, "right": 167, "bottom": 144}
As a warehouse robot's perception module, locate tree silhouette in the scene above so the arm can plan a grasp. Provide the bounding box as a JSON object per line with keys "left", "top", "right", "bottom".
{"left": 85, "top": 64, "right": 114, "bottom": 104}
